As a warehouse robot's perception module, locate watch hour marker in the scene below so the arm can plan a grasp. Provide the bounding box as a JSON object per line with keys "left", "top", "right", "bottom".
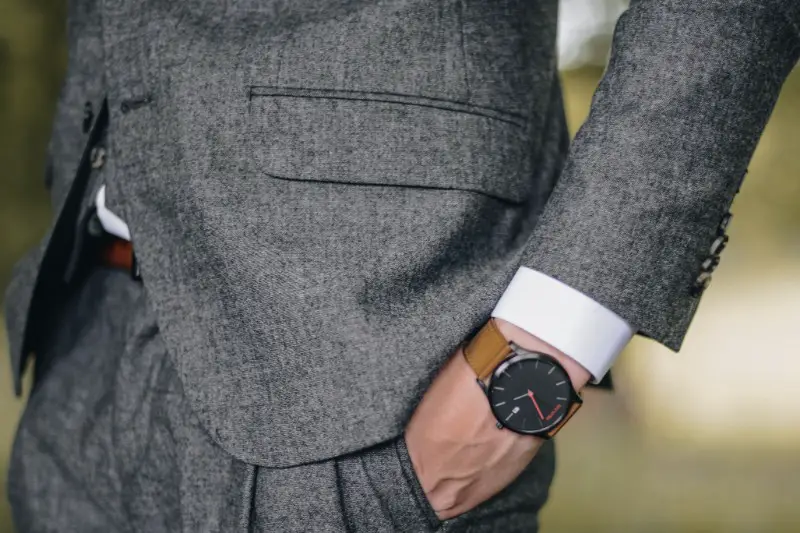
{"left": 555, "top": 380, "right": 566, "bottom": 386}
{"left": 494, "top": 402, "right": 506, "bottom": 407}
{"left": 535, "top": 361, "right": 539, "bottom": 369}
{"left": 556, "top": 397, "right": 567, "bottom": 401}
{"left": 548, "top": 367, "right": 555, "bottom": 375}
{"left": 493, "top": 387, "right": 505, "bottom": 391}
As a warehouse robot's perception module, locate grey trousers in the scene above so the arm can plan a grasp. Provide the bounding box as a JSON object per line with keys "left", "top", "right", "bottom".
{"left": 8, "top": 268, "right": 555, "bottom": 532}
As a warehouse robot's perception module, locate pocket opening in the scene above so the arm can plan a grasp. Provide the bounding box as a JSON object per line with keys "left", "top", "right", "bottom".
{"left": 245, "top": 85, "right": 535, "bottom": 204}
{"left": 248, "top": 86, "right": 528, "bottom": 128}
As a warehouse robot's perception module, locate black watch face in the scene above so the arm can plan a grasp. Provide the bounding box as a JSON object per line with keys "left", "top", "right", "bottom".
{"left": 488, "top": 353, "right": 573, "bottom": 435}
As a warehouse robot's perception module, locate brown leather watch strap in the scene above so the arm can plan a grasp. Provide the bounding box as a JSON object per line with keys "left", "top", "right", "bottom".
{"left": 463, "top": 319, "right": 513, "bottom": 380}
{"left": 546, "top": 400, "right": 582, "bottom": 439}
{"left": 465, "top": 319, "right": 583, "bottom": 438}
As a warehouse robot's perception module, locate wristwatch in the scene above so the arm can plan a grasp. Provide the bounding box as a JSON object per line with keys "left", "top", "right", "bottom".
{"left": 463, "top": 319, "right": 583, "bottom": 438}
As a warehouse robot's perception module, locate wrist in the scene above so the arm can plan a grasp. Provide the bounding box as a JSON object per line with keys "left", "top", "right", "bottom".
{"left": 493, "top": 318, "right": 592, "bottom": 392}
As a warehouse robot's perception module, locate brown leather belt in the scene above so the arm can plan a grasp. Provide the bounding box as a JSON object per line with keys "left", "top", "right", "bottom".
{"left": 99, "top": 237, "right": 140, "bottom": 279}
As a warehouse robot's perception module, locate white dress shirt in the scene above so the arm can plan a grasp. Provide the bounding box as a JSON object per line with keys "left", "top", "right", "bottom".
{"left": 96, "top": 186, "right": 633, "bottom": 381}
{"left": 492, "top": 268, "right": 633, "bottom": 382}
{"left": 95, "top": 185, "right": 131, "bottom": 241}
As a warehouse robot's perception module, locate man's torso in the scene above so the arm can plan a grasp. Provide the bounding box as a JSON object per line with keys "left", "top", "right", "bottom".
{"left": 7, "top": 0, "right": 569, "bottom": 468}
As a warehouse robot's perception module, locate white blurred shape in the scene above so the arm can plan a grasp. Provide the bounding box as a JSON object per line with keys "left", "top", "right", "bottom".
{"left": 558, "top": 0, "right": 629, "bottom": 70}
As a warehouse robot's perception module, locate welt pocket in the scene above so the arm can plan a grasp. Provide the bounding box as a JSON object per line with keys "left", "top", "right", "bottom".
{"left": 248, "top": 86, "right": 528, "bottom": 128}
{"left": 244, "top": 85, "right": 535, "bottom": 204}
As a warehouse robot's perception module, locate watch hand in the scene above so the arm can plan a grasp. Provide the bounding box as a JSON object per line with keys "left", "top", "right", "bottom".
{"left": 528, "top": 389, "right": 545, "bottom": 420}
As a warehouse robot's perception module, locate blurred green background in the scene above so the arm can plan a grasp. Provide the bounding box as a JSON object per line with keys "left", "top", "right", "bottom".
{"left": 1, "top": 1, "right": 799, "bottom": 532}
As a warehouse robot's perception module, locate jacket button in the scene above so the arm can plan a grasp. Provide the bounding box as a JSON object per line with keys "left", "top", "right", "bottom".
{"left": 90, "top": 146, "right": 106, "bottom": 169}
{"left": 120, "top": 94, "right": 153, "bottom": 113}
{"left": 717, "top": 213, "right": 732, "bottom": 235}
{"left": 691, "top": 271, "right": 713, "bottom": 297}
{"left": 710, "top": 234, "right": 729, "bottom": 256}
{"left": 700, "top": 256, "right": 721, "bottom": 273}
{"left": 82, "top": 101, "right": 94, "bottom": 133}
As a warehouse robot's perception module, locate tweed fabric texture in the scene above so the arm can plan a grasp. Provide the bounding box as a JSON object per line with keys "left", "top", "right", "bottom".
{"left": 4, "top": 0, "right": 800, "bottom": 470}
{"left": 8, "top": 269, "right": 554, "bottom": 532}
{"left": 521, "top": 0, "right": 800, "bottom": 348}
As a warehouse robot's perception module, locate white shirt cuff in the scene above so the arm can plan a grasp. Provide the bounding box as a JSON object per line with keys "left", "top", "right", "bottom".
{"left": 95, "top": 185, "right": 132, "bottom": 241}
{"left": 491, "top": 267, "right": 634, "bottom": 383}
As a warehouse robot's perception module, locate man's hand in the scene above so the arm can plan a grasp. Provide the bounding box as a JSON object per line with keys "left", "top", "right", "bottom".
{"left": 404, "top": 319, "right": 591, "bottom": 520}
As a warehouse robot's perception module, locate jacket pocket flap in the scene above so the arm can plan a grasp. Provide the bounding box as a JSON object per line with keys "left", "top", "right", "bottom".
{"left": 246, "top": 86, "right": 532, "bottom": 204}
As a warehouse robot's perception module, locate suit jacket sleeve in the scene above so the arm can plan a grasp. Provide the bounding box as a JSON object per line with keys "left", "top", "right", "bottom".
{"left": 519, "top": 0, "right": 800, "bottom": 351}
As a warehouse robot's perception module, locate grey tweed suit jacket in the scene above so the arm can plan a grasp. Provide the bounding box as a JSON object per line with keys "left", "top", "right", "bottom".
{"left": 5, "top": 0, "right": 800, "bottom": 469}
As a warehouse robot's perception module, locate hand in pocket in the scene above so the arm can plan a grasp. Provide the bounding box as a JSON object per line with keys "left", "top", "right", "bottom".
{"left": 404, "top": 349, "right": 544, "bottom": 520}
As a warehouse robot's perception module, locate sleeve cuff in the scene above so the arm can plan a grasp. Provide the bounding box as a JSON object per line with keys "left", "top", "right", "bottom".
{"left": 491, "top": 267, "right": 634, "bottom": 383}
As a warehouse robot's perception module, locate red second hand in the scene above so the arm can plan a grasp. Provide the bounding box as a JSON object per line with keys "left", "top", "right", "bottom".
{"left": 527, "top": 389, "right": 545, "bottom": 419}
